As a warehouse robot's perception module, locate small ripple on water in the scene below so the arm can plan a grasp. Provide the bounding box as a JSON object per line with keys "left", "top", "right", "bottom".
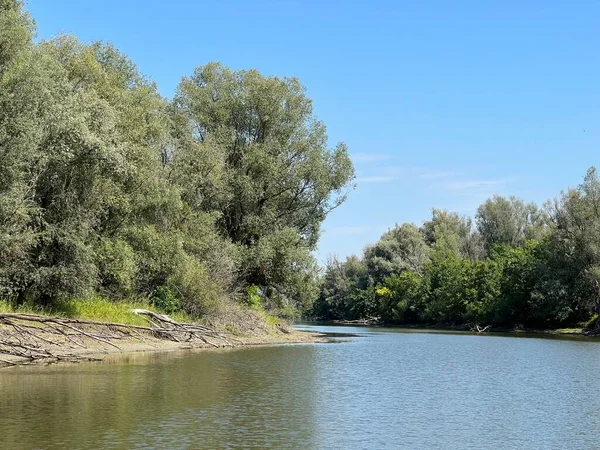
{"left": 1, "top": 327, "right": 600, "bottom": 449}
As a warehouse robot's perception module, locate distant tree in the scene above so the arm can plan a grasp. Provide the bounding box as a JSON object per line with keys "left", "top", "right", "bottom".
{"left": 312, "top": 255, "right": 368, "bottom": 320}
{"left": 476, "top": 195, "right": 546, "bottom": 254}
{"left": 378, "top": 271, "right": 427, "bottom": 324}
{"left": 313, "top": 170, "right": 600, "bottom": 329}
{"left": 364, "top": 223, "right": 430, "bottom": 284}
{"left": 490, "top": 242, "right": 539, "bottom": 326}
{"left": 421, "top": 208, "right": 485, "bottom": 260}
{"left": 535, "top": 167, "right": 600, "bottom": 324}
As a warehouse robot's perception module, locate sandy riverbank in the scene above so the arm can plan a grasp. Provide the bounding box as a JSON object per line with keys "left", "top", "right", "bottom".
{"left": 85, "top": 329, "right": 333, "bottom": 366}
{"left": 0, "top": 314, "right": 332, "bottom": 368}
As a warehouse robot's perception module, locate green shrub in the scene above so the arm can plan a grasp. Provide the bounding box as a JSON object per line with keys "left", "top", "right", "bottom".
{"left": 150, "top": 285, "right": 181, "bottom": 314}
{"left": 583, "top": 313, "right": 599, "bottom": 329}
{"left": 95, "top": 238, "right": 136, "bottom": 297}
{"left": 245, "top": 285, "right": 262, "bottom": 310}
{"left": 169, "top": 256, "right": 223, "bottom": 317}
{"left": 53, "top": 298, "right": 150, "bottom": 325}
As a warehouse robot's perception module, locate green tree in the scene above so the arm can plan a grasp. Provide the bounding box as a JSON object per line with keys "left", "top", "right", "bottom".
{"left": 172, "top": 63, "right": 354, "bottom": 311}
{"left": 313, "top": 255, "right": 368, "bottom": 320}
{"left": 364, "top": 223, "right": 430, "bottom": 284}
{"left": 0, "top": 0, "right": 32, "bottom": 76}
{"left": 421, "top": 208, "right": 484, "bottom": 260}
{"left": 489, "top": 242, "right": 538, "bottom": 326}
{"left": 0, "top": 0, "right": 37, "bottom": 300}
{"left": 476, "top": 195, "right": 546, "bottom": 254}
{"left": 532, "top": 167, "right": 600, "bottom": 327}
{"left": 378, "top": 272, "right": 427, "bottom": 323}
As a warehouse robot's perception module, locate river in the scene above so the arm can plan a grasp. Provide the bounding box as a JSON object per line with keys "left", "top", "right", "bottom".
{"left": 1, "top": 325, "right": 599, "bottom": 449}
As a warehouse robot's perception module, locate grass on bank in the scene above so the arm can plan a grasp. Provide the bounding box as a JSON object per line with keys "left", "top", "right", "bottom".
{"left": 0, "top": 297, "right": 190, "bottom": 326}
{"left": 553, "top": 328, "right": 584, "bottom": 334}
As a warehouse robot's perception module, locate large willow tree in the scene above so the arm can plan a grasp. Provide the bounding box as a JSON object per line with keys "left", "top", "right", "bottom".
{"left": 0, "top": 2, "right": 354, "bottom": 315}
{"left": 172, "top": 63, "right": 354, "bottom": 310}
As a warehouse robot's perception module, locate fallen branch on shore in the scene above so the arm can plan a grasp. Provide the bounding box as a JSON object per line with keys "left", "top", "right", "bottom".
{"left": 332, "top": 317, "right": 380, "bottom": 326}
{"left": 470, "top": 324, "right": 492, "bottom": 333}
{"left": 0, "top": 311, "right": 237, "bottom": 367}
{"left": 582, "top": 327, "right": 600, "bottom": 336}
{"left": 132, "top": 309, "right": 240, "bottom": 347}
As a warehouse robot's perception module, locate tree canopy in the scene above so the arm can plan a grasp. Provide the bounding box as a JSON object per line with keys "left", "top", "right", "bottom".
{"left": 314, "top": 169, "right": 600, "bottom": 330}
{"left": 0, "top": 2, "right": 354, "bottom": 317}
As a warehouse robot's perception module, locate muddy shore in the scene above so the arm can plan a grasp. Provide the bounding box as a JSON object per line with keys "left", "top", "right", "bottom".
{"left": 0, "top": 314, "right": 332, "bottom": 368}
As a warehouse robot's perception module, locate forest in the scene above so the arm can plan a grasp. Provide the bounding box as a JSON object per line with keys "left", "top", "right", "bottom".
{"left": 0, "top": 0, "right": 354, "bottom": 319}
{"left": 3, "top": 1, "right": 599, "bottom": 332}
{"left": 314, "top": 168, "right": 600, "bottom": 330}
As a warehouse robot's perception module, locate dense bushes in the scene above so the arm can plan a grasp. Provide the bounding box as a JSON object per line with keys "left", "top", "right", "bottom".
{"left": 0, "top": 1, "right": 354, "bottom": 317}
{"left": 314, "top": 168, "right": 600, "bottom": 330}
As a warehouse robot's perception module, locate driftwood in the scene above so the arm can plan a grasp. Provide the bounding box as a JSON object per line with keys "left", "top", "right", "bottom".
{"left": 583, "top": 328, "right": 600, "bottom": 336}
{"left": 0, "top": 311, "right": 237, "bottom": 367}
{"left": 470, "top": 324, "right": 491, "bottom": 333}
{"left": 332, "top": 317, "right": 380, "bottom": 326}
{"left": 132, "top": 309, "right": 240, "bottom": 347}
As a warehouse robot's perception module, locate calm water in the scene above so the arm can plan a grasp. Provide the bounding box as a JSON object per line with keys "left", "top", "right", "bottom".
{"left": 2, "top": 326, "right": 600, "bottom": 449}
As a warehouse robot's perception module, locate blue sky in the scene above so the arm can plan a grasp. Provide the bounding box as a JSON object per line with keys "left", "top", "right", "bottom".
{"left": 26, "top": 0, "right": 600, "bottom": 264}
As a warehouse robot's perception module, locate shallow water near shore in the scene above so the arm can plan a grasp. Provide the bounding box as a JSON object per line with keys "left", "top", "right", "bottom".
{"left": 2, "top": 325, "right": 600, "bottom": 449}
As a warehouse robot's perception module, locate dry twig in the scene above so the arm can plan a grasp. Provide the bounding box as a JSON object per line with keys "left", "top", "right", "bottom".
{"left": 0, "top": 311, "right": 236, "bottom": 367}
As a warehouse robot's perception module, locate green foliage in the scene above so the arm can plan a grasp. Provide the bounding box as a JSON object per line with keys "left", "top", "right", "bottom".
{"left": 0, "top": 0, "right": 33, "bottom": 76}
{"left": 168, "top": 256, "right": 223, "bottom": 317}
{"left": 379, "top": 272, "right": 426, "bottom": 323}
{"left": 476, "top": 196, "right": 547, "bottom": 255}
{"left": 150, "top": 286, "right": 181, "bottom": 315}
{"left": 0, "top": 297, "right": 190, "bottom": 325}
{"left": 424, "top": 251, "right": 484, "bottom": 324}
{"left": 364, "top": 223, "right": 430, "bottom": 284}
{"left": 315, "top": 168, "right": 600, "bottom": 330}
{"left": 172, "top": 62, "right": 354, "bottom": 313}
{"left": 245, "top": 285, "right": 262, "bottom": 310}
{"left": 421, "top": 208, "right": 484, "bottom": 260}
{"left": 0, "top": 4, "right": 353, "bottom": 319}
{"left": 348, "top": 286, "right": 379, "bottom": 320}
{"left": 489, "top": 242, "right": 538, "bottom": 326}
{"left": 95, "top": 238, "right": 136, "bottom": 297}
{"left": 312, "top": 255, "right": 368, "bottom": 320}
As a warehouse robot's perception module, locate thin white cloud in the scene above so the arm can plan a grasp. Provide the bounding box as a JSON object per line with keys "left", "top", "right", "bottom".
{"left": 351, "top": 152, "right": 392, "bottom": 163}
{"left": 439, "top": 178, "right": 515, "bottom": 191}
{"left": 325, "top": 225, "right": 389, "bottom": 235}
{"left": 360, "top": 166, "right": 457, "bottom": 182}
{"left": 389, "top": 167, "right": 456, "bottom": 179}
{"left": 356, "top": 176, "right": 399, "bottom": 183}
{"left": 417, "top": 170, "right": 457, "bottom": 180}
{"left": 355, "top": 165, "right": 513, "bottom": 196}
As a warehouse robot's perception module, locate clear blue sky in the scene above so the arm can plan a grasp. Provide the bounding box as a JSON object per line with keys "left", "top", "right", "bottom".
{"left": 26, "top": 0, "right": 600, "bottom": 264}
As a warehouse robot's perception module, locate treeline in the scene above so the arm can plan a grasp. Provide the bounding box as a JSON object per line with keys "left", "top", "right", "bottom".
{"left": 0, "top": 1, "right": 353, "bottom": 316}
{"left": 314, "top": 168, "right": 600, "bottom": 330}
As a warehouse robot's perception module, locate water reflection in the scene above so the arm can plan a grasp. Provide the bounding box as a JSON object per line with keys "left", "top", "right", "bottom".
{"left": 0, "top": 346, "right": 319, "bottom": 449}
{"left": 2, "top": 327, "right": 600, "bottom": 449}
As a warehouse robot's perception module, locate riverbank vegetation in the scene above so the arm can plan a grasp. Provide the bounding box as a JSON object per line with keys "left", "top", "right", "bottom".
{"left": 0, "top": 1, "right": 354, "bottom": 323}
{"left": 0, "top": 297, "right": 192, "bottom": 326}
{"left": 314, "top": 168, "right": 600, "bottom": 331}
